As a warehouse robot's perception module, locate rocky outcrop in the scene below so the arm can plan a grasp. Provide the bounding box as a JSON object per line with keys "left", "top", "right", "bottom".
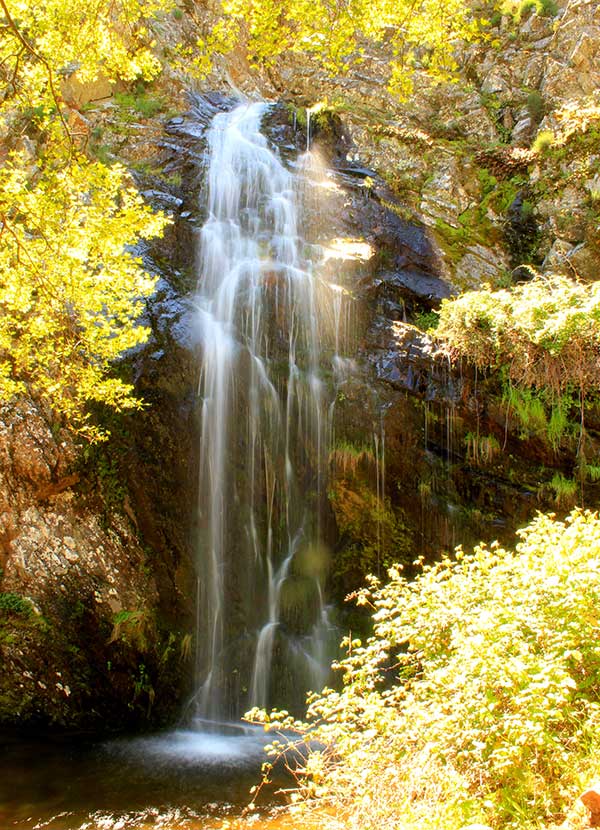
{"left": 0, "top": 399, "right": 170, "bottom": 728}
{"left": 287, "top": 110, "right": 600, "bottom": 570}
{"left": 200, "top": 0, "right": 599, "bottom": 288}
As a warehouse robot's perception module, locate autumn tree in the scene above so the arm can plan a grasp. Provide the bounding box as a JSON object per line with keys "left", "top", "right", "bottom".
{"left": 185, "top": 0, "right": 486, "bottom": 98}
{"left": 0, "top": 0, "right": 172, "bottom": 436}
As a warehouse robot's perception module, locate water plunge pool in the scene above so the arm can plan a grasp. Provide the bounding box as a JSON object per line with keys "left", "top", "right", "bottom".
{"left": 0, "top": 725, "right": 287, "bottom": 830}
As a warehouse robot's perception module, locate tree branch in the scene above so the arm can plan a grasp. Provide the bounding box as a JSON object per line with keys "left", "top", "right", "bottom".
{"left": 0, "top": 0, "right": 75, "bottom": 151}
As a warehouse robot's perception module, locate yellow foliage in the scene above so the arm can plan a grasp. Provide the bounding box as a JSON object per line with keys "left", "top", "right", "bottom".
{"left": 0, "top": 0, "right": 173, "bottom": 435}
{"left": 252, "top": 510, "right": 600, "bottom": 830}
{"left": 0, "top": 0, "right": 171, "bottom": 90}
{"left": 0, "top": 156, "right": 169, "bottom": 434}
{"left": 191, "top": 0, "right": 486, "bottom": 99}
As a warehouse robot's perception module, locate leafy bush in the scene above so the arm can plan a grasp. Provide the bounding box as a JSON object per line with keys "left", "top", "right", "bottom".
{"left": 504, "top": 0, "right": 558, "bottom": 19}
{"left": 413, "top": 310, "right": 440, "bottom": 331}
{"left": 435, "top": 274, "right": 600, "bottom": 450}
{"left": 0, "top": 592, "right": 33, "bottom": 617}
{"left": 532, "top": 129, "right": 555, "bottom": 152}
{"left": 502, "top": 386, "right": 574, "bottom": 449}
{"left": 437, "top": 274, "right": 600, "bottom": 388}
{"left": 253, "top": 510, "right": 600, "bottom": 830}
{"left": 114, "top": 90, "right": 165, "bottom": 118}
{"left": 531, "top": 0, "right": 559, "bottom": 16}
{"left": 526, "top": 91, "right": 545, "bottom": 122}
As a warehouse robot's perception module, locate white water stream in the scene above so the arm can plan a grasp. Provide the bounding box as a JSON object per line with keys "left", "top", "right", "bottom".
{"left": 193, "top": 101, "right": 339, "bottom": 719}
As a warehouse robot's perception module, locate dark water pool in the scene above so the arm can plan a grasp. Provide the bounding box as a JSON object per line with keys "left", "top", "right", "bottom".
{"left": 0, "top": 725, "right": 286, "bottom": 829}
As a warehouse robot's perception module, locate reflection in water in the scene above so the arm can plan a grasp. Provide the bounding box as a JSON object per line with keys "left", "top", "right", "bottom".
{"left": 0, "top": 727, "right": 286, "bottom": 830}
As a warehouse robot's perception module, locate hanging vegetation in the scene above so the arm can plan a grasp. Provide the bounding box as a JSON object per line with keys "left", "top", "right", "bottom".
{"left": 435, "top": 273, "right": 600, "bottom": 451}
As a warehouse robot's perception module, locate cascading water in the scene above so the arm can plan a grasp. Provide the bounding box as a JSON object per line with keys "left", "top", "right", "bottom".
{"left": 193, "top": 101, "right": 339, "bottom": 722}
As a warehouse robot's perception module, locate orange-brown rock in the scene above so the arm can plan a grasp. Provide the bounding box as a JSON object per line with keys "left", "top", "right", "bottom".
{"left": 581, "top": 785, "right": 600, "bottom": 826}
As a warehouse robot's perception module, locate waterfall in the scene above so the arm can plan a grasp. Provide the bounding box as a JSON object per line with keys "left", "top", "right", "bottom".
{"left": 192, "top": 101, "right": 337, "bottom": 721}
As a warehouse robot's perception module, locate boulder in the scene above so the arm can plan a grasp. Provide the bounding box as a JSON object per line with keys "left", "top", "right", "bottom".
{"left": 374, "top": 269, "right": 454, "bottom": 305}
{"left": 581, "top": 784, "right": 600, "bottom": 826}
{"left": 512, "top": 116, "right": 534, "bottom": 147}
{"left": 454, "top": 244, "right": 510, "bottom": 289}
{"left": 566, "top": 242, "right": 600, "bottom": 281}
{"left": 420, "top": 158, "right": 475, "bottom": 228}
{"left": 61, "top": 72, "right": 114, "bottom": 108}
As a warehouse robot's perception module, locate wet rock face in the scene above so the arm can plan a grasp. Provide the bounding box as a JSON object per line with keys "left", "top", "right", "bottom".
{"left": 358, "top": 320, "right": 542, "bottom": 557}
{"left": 290, "top": 110, "right": 598, "bottom": 569}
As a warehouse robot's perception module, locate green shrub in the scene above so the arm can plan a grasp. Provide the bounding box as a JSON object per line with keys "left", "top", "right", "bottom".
{"left": 253, "top": 510, "right": 600, "bottom": 830}
{"left": 549, "top": 472, "right": 578, "bottom": 505}
{"left": 526, "top": 91, "right": 544, "bottom": 122}
{"left": 536, "top": 0, "right": 558, "bottom": 15}
{"left": 584, "top": 464, "right": 600, "bottom": 482}
{"left": 435, "top": 274, "right": 600, "bottom": 450}
{"left": 0, "top": 592, "right": 33, "bottom": 617}
{"left": 114, "top": 90, "right": 165, "bottom": 118}
{"left": 505, "top": 0, "right": 558, "bottom": 19}
{"left": 413, "top": 310, "right": 440, "bottom": 331}
{"left": 517, "top": 0, "right": 535, "bottom": 13}
{"left": 532, "top": 129, "right": 555, "bottom": 152}
{"left": 505, "top": 385, "right": 547, "bottom": 436}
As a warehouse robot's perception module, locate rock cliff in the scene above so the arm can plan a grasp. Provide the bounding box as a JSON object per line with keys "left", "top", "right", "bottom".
{"left": 2, "top": 0, "right": 599, "bottom": 727}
